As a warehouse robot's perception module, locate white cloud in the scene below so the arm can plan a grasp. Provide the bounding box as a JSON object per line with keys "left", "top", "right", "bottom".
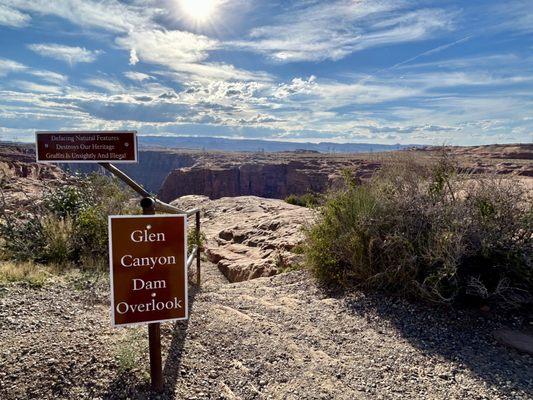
{"left": 30, "top": 70, "right": 68, "bottom": 84}
{"left": 28, "top": 43, "right": 102, "bottom": 65}
{"left": 160, "top": 62, "right": 273, "bottom": 82}
{"left": 129, "top": 49, "right": 139, "bottom": 65}
{"left": 489, "top": 0, "right": 533, "bottom": 34}
{"left": 274, "top": 76, "right": 317, "bottom": 98}
{"left": 4, "top": 0, "right": 155, "bottom": 33}
{"left": 124, "top": 71, "right": 152, "bottom": 82}
{"left": 0, "top": 4, "right": 30, "bottom": 27}
{"left": 115, "top": 29, "right": 269, "bottom": 81}
{"left": 0, "top": 58, "right": 27, "bottom": 76}
{"left": 14, "top": 80, "right": 63, "bottom": 94}
{"left": 233, "top": 1, "right": 455, "bottom": 62}
{"left": 116, "top": 29, "right": 216, "bottom": 67}
{"left": 85, "top": 78, "right": 125, "bottom": 93}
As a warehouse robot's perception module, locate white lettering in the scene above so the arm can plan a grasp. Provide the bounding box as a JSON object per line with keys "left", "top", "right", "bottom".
{"left": 130, "top": 226, "right": 166, "bottom": 243}
{"left": 132, "top": 279, "right": 166, "bottom": 290}
{"left": 121, "top": 255, "right": 133, "bottom": 267}
{"left": 120, "top": 255, "right": 175, "bottom": 269}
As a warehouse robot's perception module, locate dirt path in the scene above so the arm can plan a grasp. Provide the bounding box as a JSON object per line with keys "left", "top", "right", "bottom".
{"left": 1, "top": 261, "right": 532, "bottom": 400}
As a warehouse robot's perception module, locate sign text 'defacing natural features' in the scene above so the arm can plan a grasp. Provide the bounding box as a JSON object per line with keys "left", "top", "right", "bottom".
{"left": 36, "top": 131, "right": 137, "bottom": 163}
{"left": 109, "top": 215, "right": 188, "bottom": 326}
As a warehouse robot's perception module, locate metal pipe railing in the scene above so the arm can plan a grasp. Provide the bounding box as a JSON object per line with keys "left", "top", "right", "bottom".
{"left": 99, "top": 162, "right": 201, "bottom": 217}
{"left": 101, "top": 162, "right": 202, "bottom": 287}
{"left": 187, "top": 246, "right": 198, "bottom": 268}
{"left": 195, "top": 210, "right": 201, "bottom": 286}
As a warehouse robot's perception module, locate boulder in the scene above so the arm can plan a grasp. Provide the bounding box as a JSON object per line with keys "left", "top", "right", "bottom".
{"left": 171, "top": 195, "right": 315, "bottom": 282}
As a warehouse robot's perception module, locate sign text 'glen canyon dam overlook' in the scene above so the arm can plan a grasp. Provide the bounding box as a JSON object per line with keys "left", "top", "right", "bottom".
{"left": 109, "top": 214, "right": 187, "bottom": 326}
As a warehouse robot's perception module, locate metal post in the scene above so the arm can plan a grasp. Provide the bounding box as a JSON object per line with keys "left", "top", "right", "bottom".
{"left": 141, "top": 197, "right": 163, "bottom": 393}
{"left": 195, "top": 210, "right": 201, "bottom": 287}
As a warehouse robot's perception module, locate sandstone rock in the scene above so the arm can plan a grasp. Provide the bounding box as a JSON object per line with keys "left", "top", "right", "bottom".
{"left": 171, "top": 195, "right": 315, "bottom": 282}
{"left": 157, "top": 151, "right": 385, "bottom": 201}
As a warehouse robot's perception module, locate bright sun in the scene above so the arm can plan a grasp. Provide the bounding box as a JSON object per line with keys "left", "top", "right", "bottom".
{"left": 180, "top": 0, "right": 216, "bottom": 23}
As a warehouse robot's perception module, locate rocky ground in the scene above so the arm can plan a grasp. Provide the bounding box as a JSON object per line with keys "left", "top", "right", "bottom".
{"left": 1, "top": 262, "right": 532, "bottom": 400}
{"left": 172, "top": 196, "right": 315, "bottom": 282}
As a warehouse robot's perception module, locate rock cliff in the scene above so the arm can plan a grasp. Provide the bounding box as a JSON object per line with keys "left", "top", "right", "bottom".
{"left": 0, "top": 144, "right": 64, "bottom": 181}
{"left": 0, "top": 144, "right": 68, "bottom": 211}
{"left": 159, "top": 145, "right": 532, "bottom": 201}
{"left": 158, "top": 155, "right": 381, "bottom": 202}
{"left": 160, "top": 162, "right": 331, "bottom": 201}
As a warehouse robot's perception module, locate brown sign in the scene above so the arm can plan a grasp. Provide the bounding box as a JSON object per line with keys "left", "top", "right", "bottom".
{"left": 35, "top": 131, "right": 137, "bottom": 163}
{"left": 109, "top": 215, "right": 188, "bottom": 326}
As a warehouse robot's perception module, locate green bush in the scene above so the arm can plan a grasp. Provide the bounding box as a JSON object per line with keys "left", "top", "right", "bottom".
{"left": 304, "top": 155, "right": 532, "bottom": 308}
{"left": 187, "top": 226, "right": 206, "bottom": 255}
{"left": 0, "top": 173, "right": 134, "bottom": 269}
{"left": 285, "top": 192, "right": 321, "bottom": 208}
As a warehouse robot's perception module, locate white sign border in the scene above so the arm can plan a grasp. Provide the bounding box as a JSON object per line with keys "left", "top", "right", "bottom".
{"left": 108, "top": 214, "right": 189, "bottom": 328}
{"left": 35, "top": 130, "right": 138, "bottom": 164}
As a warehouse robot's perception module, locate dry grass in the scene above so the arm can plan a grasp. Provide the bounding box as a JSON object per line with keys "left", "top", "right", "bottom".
{"left": 0, "top": 261, "right": 54, "bottom": 287}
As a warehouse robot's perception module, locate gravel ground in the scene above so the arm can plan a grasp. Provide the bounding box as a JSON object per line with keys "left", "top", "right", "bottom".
{"left": 0, "top": 263, "right": 532, "bottom": 399}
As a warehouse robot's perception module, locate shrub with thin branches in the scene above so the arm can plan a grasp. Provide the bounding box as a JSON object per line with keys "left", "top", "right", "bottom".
{"left": 304, "top": 154, "right": 532, "bottom": 307}
{"left": 0, "top": 173, "right": 134, "bottom": 269}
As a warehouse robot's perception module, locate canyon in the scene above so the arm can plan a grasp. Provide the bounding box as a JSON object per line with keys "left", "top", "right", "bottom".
{"left": 64, "top": 143, "right": 533, "bottom": 202}
{"left": 2, "top": 143, "right": 532, "bottom": 207}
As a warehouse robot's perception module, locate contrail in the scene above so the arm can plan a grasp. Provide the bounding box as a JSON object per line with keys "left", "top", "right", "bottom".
{"left": 388, "top": 35, "right": 473, "bottom": 70}
{"left": 357, "top": 35, "right": 473, "bottom": 84}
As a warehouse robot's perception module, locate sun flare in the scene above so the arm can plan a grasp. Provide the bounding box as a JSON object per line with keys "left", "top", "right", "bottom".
{"left": 180, "top": 0, "right": 217, "bottom": 23}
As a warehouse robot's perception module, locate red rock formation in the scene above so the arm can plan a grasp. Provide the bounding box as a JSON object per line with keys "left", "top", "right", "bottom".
{"left": 0, "top": 144, "right": 68, "bottom": 212}
{"left": 159, "top": 161, "right": 332, "bottom": 201}
{"left": 0, "top": 144, "right": 64, "bottom": 181}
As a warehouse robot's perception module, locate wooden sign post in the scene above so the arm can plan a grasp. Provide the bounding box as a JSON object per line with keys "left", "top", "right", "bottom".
{"left": 109, "top": 204, "right": 188, "bottom": 391}
{"left": 34, "top": 130, "right": 199, "bottom": 393}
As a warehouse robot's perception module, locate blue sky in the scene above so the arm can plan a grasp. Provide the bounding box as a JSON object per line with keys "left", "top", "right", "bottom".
{"left": 0, "top": 0, "right": 531, "bottom": 145}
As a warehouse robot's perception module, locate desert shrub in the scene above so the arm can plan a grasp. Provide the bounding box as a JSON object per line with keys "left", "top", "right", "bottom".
{"left": 39, "top": 215, "right": 75, "bottom": 265}
{"left": 43, "top": 185, "right": 88, "bottom": 219}
{"left": 285, "top": 192, "right": 322, "bottom": 208}
{"left": 0, "top": 213, "right": 45, "bottom": 262}
{"left": 0, "top": 173, "right": 134, "bottom": 269}
{"left": 187, "top": 226, "right": 206, "bottom": 254}
{"left": 115, "top": 328, "right": 147, "bottom": 373}
{"left": 304, "top": 155, "right": 532, "bottom": 308}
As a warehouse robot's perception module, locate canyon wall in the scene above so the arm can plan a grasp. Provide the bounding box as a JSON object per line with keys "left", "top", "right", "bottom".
{"left": 158, "top": 161, "right": 334, "bottom": 202}
{"left": 62, "top": 150, "right": 196, "bottom": 192}
{"left": 2, "top": 143, "right": 530, "bottom": 205}
{"left": 0, "top": 144, "right": 64, "bottom": 181}
{"left": 158, "top": 154, "right": 384, "bottom": 202}
{"left": 0, "top": 144, "right": 68, "bottom": 211}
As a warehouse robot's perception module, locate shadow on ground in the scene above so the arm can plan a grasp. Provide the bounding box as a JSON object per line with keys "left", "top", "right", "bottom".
{"left": 341, "top": 290, "right": 533, "bottom": 395}
{"left": 103, "top": 284, "right": 199, "bottom": 400}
